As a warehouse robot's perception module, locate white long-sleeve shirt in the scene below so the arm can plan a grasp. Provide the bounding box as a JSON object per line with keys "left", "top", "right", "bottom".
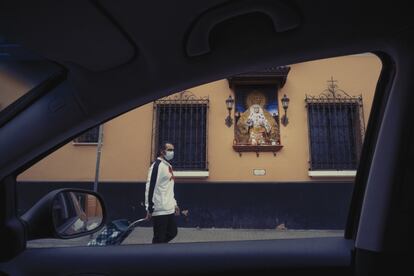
{"left": 145, "top": 157, "right": 177, "bottom": 216}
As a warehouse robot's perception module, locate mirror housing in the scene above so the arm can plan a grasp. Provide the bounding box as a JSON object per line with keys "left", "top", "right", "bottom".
{"left": 21, "top": 188, "right": 106, "bottom": 240}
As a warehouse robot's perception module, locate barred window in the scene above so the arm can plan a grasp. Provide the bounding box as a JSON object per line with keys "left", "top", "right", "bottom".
{"left": 73, "top": 126, "right": 101, "bottom": 144}
{"left": 306, "top": 79, "right": 365, "bottom": 171}
{"left": 152, "top": 91, "right": 209, "bottom": 171}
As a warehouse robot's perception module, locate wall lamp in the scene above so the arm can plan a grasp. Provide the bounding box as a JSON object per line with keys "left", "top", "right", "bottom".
{"left": 225, "top": 95, "right": 235, "bottom": 127}
{"left": 281, "top": 94, "right": 290, "bottom": 126}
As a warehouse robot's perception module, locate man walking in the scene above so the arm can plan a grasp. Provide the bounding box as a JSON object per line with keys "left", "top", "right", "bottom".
{"left": 145, "top": 142, "right": 180, "bottom": 243}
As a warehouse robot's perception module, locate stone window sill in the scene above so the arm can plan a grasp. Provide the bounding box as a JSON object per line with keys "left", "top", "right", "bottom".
{"left": 308, "top": 170, "right": 357, "bottom": 177}
{"left": 174, "top": 171, "right": 209, "bottom": 178}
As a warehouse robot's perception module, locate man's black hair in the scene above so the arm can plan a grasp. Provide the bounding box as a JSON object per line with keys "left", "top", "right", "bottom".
{"left": 158, "top": 142, "right": 172, "bottom": 157}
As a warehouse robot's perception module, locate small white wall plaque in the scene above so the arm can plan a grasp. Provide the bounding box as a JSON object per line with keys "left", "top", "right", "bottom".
{"left": 253, "top": 169, "right": 266, "bottom": 176}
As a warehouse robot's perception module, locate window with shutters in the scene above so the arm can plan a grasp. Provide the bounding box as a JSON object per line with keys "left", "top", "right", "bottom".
{"left": 306, "top": 78, "right": 365, "bottom": 171}
{"left": 152, "top": 91, "right": 209, "bottom": 171}
{"left": 73, "top": 126, "right": 101, "bottom": 145}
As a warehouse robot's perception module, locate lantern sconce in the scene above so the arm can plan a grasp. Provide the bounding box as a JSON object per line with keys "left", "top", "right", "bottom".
{"left": 225, "top": 95, "right": 235, "bottom": 127}
{"left": 281, "top": 94, "right": 290, "bottom": 126}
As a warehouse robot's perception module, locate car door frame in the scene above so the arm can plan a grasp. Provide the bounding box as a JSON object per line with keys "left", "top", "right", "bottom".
{"left": 1, "top": 21, "right": 414, "bottom": 276}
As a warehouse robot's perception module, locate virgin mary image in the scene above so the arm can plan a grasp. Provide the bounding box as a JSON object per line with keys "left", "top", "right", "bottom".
{"left": 235, "top": 91, "right": 280, "bottom": 145}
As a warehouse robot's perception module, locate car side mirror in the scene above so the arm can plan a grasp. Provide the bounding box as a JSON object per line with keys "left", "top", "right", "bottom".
{"left": 21, "top": 188, "right": 106, "bottom": 240}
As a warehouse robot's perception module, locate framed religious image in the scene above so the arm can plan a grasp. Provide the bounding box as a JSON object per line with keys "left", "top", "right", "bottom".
{"left": 234, "top": 86, "right": 280, "bottom": 146}
{"left": 228, "top": 67, "right": 290, "bottom": 154}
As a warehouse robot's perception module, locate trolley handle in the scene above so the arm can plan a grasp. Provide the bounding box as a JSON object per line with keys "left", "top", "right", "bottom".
{"left": 128, "top": 218, "right": 147, "bottom": 229}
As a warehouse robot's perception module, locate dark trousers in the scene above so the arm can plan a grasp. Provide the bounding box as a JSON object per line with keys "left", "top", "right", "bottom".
{"left": 152, "top": 214, "right": 177, "bottom": 243}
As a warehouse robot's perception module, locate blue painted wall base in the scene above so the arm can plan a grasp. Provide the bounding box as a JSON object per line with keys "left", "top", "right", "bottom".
{"left": 17, "top": 181, "right": 354, "bottom": 230}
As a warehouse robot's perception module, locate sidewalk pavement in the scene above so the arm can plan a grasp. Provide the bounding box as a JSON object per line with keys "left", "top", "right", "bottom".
{"left": 27, "top": 227, "right": 344, "bottom": 248}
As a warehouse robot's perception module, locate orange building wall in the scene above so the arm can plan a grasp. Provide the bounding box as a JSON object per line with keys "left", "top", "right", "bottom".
{"left": 18, "top": 54, "right": 382, "bottom": 183}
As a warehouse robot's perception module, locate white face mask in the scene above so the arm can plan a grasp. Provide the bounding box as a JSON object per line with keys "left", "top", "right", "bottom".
{"left": 165, "top": 151, "right": 174, "bottom": 161}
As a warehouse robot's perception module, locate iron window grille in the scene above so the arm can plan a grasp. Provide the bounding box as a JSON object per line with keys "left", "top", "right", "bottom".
{"left": 73, "top": 126, "right": 101, "bottom": 145}
{"left": 305, "top": 78, "right": 365, "bottom": 171}
{"left": 152, "top": 91, "right": 209, "bottom": 171}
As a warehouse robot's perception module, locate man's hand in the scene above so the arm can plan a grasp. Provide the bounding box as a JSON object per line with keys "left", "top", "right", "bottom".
{"left": 145, "top": 211, "right": 152, "bottom": 221}
{"left": 175, "top": 205, "right": 180, "bottom": 216}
